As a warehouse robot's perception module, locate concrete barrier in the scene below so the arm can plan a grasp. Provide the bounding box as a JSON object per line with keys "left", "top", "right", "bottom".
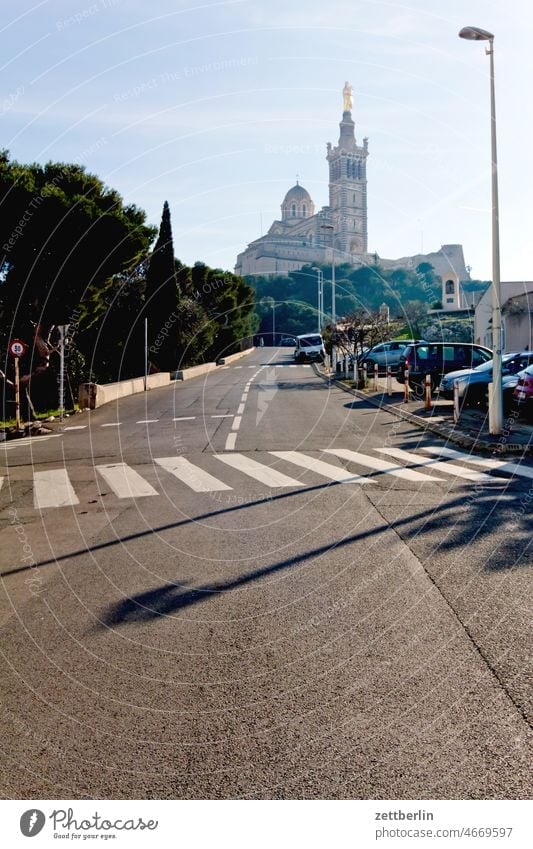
{"left": 78, "top": 351, "right": 255, "bottom": 409}
{"left": 172, "top": 362, "right": 217, "bottom": 381}
{"left": 79, "top": 373, "right": 171, "bottom": 409}
{"left": 217, "top": 347, "right": 255, "bottom": 366}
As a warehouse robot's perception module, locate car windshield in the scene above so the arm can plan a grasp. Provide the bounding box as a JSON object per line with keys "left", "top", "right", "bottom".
{"left": 299, "top": 336, "right": 322, "bottom": 347}
{"left": 473, "top": 353, "right": 515, "bottom": 373}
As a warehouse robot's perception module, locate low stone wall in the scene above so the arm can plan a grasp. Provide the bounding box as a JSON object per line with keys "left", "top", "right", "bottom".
{"left": 172, "top": 363, "right": 217, "bottom": 381}
{"left": 79, "top": 373, "right": 171, "bottom": 409}
{"left": 78, "top": 349, "right": 256, "bottom": 409}
{"left": 217, "top": 347, "right": 255, "bottom": 365}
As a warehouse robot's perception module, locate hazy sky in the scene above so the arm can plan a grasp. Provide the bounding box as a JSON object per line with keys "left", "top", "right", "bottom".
{"left": 2, "top": 0, "right": 532, "bottom": 280}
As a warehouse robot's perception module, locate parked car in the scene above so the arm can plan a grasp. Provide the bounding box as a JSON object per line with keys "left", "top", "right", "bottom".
{"left": 502, "top": 366, "right": 531, "bottom": 413}
{"left": 513, "top": 364, "right": 533, "bottom": 420}
{"left": 294, "top": 333, "right": 326, "bottom": 363}
{"left": 397, "top": 342, "right": 492, "bottom": 391}
{"left": 439, "top": 352, "right": 533, "bottom": 407}
{"left": 280, "top": 335, "right": 296, "bottom": 346}
{"left": 360, "top": 339, "right": 423, "bottom": 371}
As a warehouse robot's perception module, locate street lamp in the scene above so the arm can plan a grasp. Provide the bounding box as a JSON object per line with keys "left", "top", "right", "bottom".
{"left": 320, "top": 224, "right": 336, "bottom": 326}
{"left": 272, "top": 303, "right": 276, "bottom": 345}
{"left": 459, "top": 25, "right": 503, "bottom": 434}
{"left": 311, "top": 267, "right": 323, "bottom": 331}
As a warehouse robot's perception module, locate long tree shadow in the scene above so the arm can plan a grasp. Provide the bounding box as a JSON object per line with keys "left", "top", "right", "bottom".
{"left": 99, "top": 485, "right": 531, "bottom": 628}
{"left": 2, "top": 460, "right": 530, "bottom": 587}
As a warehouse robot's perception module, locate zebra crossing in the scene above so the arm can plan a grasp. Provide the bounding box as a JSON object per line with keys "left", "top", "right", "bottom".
{"left": 2, "top": 444, "right": 529, "bottom": 512}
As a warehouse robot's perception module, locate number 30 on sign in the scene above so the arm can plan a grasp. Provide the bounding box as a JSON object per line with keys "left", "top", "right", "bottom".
{"left": 9, "top": 339, "right": 28, "bottom": 358}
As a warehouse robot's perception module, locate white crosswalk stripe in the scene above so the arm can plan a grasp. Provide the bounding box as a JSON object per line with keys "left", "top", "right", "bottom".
{"left": 34, "top": 469, "right": 80, "bottom": 509}
{"left": 6, "top": 444, "right": 530, "bottom": 511}
{"left": 215, "top": 453, "right": 303, "bottom": 488}
{"left": 155, "top": 457, "right": 232, "bottom": 492}
{"left": 270, "top": 451, "right": 373, "bottom": 484}
{"left": 419, "top": 446, "right": 533, "bottom": 480}
{"left": 323, "top": 448, "right": 444, "bottom": 482}
{"left": 96, "top": 463, "right": 158, "bottom": 498}
{"left": 375, "top": 447, "right": 507, "bottom": 483}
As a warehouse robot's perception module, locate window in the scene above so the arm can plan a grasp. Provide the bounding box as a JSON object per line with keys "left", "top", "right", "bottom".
{"left": 291, "top": 204, "right": 296, "bottom": 217}
{"left": 302, "top": 204, "right": 307, "bottom": 217}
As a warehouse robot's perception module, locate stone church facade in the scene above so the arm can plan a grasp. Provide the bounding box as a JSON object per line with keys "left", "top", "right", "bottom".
{"left": 235, "top": 85, "right": 470, "bottom": 304}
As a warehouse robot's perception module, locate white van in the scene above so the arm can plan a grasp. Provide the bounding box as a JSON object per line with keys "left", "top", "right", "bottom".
{"left": 294, "top": 333, "right": 326, "bottom": 363}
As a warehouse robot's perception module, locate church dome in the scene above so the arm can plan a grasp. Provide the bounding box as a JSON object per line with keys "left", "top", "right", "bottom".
{"left": 281, "top": 181, "right": 315, "bottom": 221}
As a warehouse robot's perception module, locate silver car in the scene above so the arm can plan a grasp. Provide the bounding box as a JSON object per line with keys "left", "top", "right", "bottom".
{"left": 361, "top": 339, "right": 420, "bottom": 371}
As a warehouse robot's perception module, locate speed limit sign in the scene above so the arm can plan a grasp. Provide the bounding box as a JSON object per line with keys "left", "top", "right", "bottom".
{"left": 9, "top": 338, "right": 28, "bottom": 358}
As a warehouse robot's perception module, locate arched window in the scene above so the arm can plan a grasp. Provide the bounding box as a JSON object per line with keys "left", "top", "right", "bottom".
{"left": 445, "top": 279, "right": 455, "bottom": 295}
{"left": 291, "top": 203, "right": 296, "bottom": 217}
{"left": 302, "top": 204, "right": 307, "bottom": 217}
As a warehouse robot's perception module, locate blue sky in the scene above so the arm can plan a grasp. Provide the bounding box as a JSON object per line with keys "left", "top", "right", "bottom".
{"left": 2, "top": 0, "right": 532, "bottom": 280}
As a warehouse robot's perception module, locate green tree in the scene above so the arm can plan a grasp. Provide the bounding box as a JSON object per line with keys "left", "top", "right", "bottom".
{"left": 144, "top": 201, "right": 180, "bottom": 371}
{"left": 0, "top": 151, "right": 155, "bottom": 410}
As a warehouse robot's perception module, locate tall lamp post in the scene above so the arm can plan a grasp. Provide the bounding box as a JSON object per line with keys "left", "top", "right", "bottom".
{"left": 320, "top": 224, "right": 336, "bottom": 326}
{"left": 311, "top": 267, "right": 323, "bottom": 331}
{"left": 272, "top": 303, "right": 276, "bottom": 346}
{"left": 459, "top": 25, "right": 503, "bottom": 434}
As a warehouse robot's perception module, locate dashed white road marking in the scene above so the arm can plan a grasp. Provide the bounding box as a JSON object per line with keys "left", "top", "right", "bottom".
{"left": 34, "top": 469, "right": 80, "bottom": 509}
{"left": 237, "top": 404, "right": 245, "bottom": 415}
{"left": 173, "top": 416, "right": 196, "bottom": 421}
{"left": 232, "top": 416, "right": 242, "bottom": 430}
{"left": 215, "top": 453, "right": 303, "bottom": 488}
{"left": 63, "top": 425, "right": 87, "bottom": 431}
{"left": 155, "top": 456, "right": 232, "bottom": 492}
{"left": 136, "top": 419, "right": 159, "bottom": 424}
{"left": 270, "top": 451, "right": 374, "bottom": 484}
{"left": 96, "top": 463, "right": 158, "bottom": 498}
{"left": 420, "top": 446, "right": 533, "bottom": 480}
{"left": 225, "top": 433, "right": 237, "bottom": 451}
{"left": 324, "top": 448, "right": 444, "bottom": 482}
{"left": 211, "top": 414, "right": 233, "bottom": 418}
{"left": 0, "top": 434, "right": 63, "bottom": 450}
{"left": 101, "top": 423, "right": 121, "bottom": 428}
{"left": 376, "top": 447, "right": 507, "bottom": 483}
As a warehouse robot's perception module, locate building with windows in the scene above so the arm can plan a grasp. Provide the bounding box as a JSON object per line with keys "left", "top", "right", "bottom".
{"left": 475, "top": 282, "right": 533, "bottom": 351}
{"left": 235, "top": 84, "right": 470, "bottom": 300}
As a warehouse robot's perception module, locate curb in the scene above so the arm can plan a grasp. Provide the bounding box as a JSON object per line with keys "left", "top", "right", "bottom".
{"left": 312, "top": 365, "right": 532, "bottom": 457}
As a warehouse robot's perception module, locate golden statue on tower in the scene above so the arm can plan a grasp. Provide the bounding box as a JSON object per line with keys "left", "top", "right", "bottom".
{"left": 343, "top": 81, "right": 353, "bottom": 112}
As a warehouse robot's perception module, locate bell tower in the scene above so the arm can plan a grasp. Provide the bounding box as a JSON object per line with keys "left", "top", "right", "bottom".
{"left": 326, "top": 83, "right": 369, "bottom": 258}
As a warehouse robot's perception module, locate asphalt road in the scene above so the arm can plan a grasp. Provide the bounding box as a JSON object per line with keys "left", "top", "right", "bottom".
{"left": 0, "top": 347, "right": 531, "bottom": 799}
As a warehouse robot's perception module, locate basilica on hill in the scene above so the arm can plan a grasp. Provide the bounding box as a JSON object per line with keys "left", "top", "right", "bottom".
{"left": 235, "top": 84, "right": 470, "bottom": 310}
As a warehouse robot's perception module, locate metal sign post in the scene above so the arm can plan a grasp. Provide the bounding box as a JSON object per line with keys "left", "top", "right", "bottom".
{"left": 9, "top": 339, "right": 28, "bottom": 432}
{"left": 58, "top": 326, "right": 67, "bottom": 422}
{"left": 144, "top": 318, "right": 148, "bottom": 391}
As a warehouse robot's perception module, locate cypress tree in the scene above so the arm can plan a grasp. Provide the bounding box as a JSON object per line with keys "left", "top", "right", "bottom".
{"left": 145, "top": 201, "right": 179, "bottom": 371}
